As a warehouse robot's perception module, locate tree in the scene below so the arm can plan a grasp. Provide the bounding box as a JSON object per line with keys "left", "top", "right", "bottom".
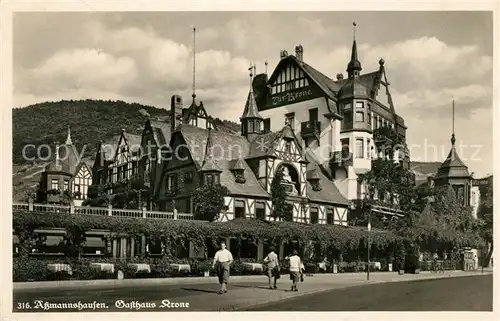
{"left": 477, "top": 180, "right": 493, "bottom": 266}
{"left": 270, "top": 167, "right": 293, "bottom": 221}
{"left": 83, "top": 175, "right": 150, "bottom": 209}
{"left": 61, "top": 226, "right": 87, "bottom": 259}
{"left": 192, "top": 183, "right": 229, "bottom": 222}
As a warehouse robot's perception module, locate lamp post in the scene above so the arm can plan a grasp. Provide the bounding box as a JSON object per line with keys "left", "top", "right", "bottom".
{"left": 367, "top": 207, "right": 371, "bottom": 281}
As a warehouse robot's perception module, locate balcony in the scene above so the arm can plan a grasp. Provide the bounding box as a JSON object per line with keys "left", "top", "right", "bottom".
{"left": 329, "top": 150, "right": 353, "bottom": 168}
{"left": 301, "top": 120, "right": 321, "bottom": 140}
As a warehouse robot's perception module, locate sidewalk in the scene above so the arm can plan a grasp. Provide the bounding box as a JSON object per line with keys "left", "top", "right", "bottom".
{"left": 186, "top": 270, "right": 493, "bottom": 311}
{"left": 14, "top": 269, "right": 491, "bottom": 292}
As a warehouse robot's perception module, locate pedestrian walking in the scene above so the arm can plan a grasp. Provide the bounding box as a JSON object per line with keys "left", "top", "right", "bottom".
{"left": 212, "top": 241, "right": 233, "bottom": 295}
{"left": 263, "top": 245, "right": 280, "bottom": 290}
{"left": 286, "top": 249, "right": 305, "bottom": 292}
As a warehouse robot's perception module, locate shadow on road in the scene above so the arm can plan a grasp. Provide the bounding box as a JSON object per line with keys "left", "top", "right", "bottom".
{"left": 181, "top": 287, "right": 219, "bottom": 294}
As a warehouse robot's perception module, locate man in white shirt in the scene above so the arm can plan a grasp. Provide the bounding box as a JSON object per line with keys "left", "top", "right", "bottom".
{"left": 263, "top": 246, "right": 280, "bottom": 289}
{"left": 212, "top": 241, "right": 233, "bottom": 294}
{"left": 286, "top": 249, "right": 304, "bottom": 292}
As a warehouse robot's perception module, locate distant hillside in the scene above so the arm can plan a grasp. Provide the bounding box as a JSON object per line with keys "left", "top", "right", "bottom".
{"left": 410, "top": 161, "right": 442, "bottom": 175}
{"left": 12, "top": 99, "right": 240, "bottom": 165}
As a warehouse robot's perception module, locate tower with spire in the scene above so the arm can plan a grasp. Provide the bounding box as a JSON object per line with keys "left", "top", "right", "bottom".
{"left": 65, "top": 126, "right": 73, "bottom": 145}
{"left": 434, "top": 100, "right": 472, "bottom": 206}
{"left": 199, "top": 124, "right": 223, "bottom": 185}
{"left": 347, "top": 21, "right": 362, "bottom": 78}
{"left": 240, "top": 63, "right": 264, "bottom": 141}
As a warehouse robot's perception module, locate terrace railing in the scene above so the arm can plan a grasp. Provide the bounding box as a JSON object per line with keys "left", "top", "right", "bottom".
{"left": 12, "top": 202, "right": 194, "bottom": 221}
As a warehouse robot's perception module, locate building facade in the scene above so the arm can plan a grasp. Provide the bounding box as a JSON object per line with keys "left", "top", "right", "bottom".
{"left": 37, "top": 127, "right": 93, "bottom": 206}
{"left": 251, "top": 38, "right": 409, "bottom": 205}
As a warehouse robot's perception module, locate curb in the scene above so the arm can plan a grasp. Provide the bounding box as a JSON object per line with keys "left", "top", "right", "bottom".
{"left": 13, "top": 270, "right": 491, "bottom": 291}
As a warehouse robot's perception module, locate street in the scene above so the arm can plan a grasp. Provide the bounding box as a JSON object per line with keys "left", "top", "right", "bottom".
{"left": 13, "top": 274, "right": 492, "bottom": 312}
{"left": 248, "top": 275, "right": 493, "bottom": 311}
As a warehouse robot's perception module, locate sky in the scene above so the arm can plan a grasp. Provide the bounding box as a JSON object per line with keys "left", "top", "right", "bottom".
{"left": 13, "top": 11, "right": 493, "bottom": 177}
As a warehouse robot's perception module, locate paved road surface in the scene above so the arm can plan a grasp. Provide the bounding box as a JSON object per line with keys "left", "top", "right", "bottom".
{"left": 247, "top": 275, "right": 493, "bottom": 311}
{"left": 13, "top": 275, "right": 492, "bottom": 312}
{"left": 13, "top": 281, "right": 265, "bottom": 312}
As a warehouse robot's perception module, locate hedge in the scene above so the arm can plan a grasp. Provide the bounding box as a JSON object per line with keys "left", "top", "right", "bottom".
{"left": 13, "top": 210, "right": 402, "bottom": 256}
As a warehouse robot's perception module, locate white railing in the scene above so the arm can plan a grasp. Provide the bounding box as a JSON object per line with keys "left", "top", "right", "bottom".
{"left": 12, "top": 202, "right": 195, "bottom": 221}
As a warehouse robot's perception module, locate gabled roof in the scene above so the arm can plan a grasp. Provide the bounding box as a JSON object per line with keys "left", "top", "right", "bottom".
{"left": 200, "top": 128, "right": 223, "bottom": 173}
{"left": 150, "top": 120, "right": 171, "bottom": 147}
{"left": 101, "top": 131, "right": 141, "bottom": 162}
{"left": 247, "top": 125, "right": 305, "bottom": 160}
{"left": 176, "top": 124, "right": 349, "bottom": 206}
{"left": 229, "top": 158, "right": 246, "bottom": 171}
{"left": 304, "top": 148, "right": 350, "bottom": 206}
{"left": 178, "top": 124, "right": 268, "bottom": 197}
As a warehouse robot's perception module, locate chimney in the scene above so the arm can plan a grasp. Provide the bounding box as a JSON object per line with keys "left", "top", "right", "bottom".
{"left": 170, "top": 94, "right": 183, "bottom": 136}
{"left": 280, "top": 49, "right": 289, "bottom": 60}
{"left": 295, "top": 45, "right": 303, "bottom": 61}
{"left": 336, "top": 73, "right": 344, "bottom": 81}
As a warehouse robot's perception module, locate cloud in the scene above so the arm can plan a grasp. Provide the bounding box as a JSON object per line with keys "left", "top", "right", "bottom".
{"left": 16, "top": 49, "right": 137, "bottom": 98}
{"left": 12, "top": 13, "right": 493, "bottom": 176}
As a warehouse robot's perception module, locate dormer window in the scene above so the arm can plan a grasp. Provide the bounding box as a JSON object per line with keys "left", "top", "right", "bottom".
{"left": 234, "top": 169, "right": 246, "bottom": 183}
{"left": 307, "top": 169, "right": 321, "bottom": 191}
{"left": 230, "top": 159, "right": 246, "bottom": 184}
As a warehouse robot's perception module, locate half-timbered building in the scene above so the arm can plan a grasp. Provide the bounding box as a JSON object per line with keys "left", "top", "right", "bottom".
{"left": 251, "top": 28, "right": 409, "bottom": 208}
{"left": 153, "top": 70, "right": 350, "bottom": 225}
{"left": 37, "top": 127, "right": 93, "bottom": 206}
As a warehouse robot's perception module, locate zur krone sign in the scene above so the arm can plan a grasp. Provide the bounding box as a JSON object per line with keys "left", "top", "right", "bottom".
{"left": 262, "top": 85, "right": 322, "bottom": 110}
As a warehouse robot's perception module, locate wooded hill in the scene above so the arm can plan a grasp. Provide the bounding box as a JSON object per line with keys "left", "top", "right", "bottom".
{"left": 12, "top": 99, "right": 240, "bottom": 165}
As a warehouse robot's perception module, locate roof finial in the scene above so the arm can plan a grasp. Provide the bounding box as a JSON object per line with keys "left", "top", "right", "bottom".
{"left": 347, "top": 21, "right": 362, "bottom": 77}
{"left": 248, "top": 62, "right": 254, "bottom": 80}
{"left": 192, "top": 26, "right": 196, "bottom": 101}
{"left": 65, "top": 126, "right": 72, "bottom": 145}
{"left": 265, "top": 61, "right": 268, "bottom": 75}
{"left": 451, "top": 100, "right": 456, "bottom": 145}
{"left": 353, "top": 21, "right": 357, "bottom": 41}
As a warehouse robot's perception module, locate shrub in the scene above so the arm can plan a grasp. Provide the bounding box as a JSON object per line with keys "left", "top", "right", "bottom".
{"left": 13, "top": 257, "right": 50, "bottom": 282}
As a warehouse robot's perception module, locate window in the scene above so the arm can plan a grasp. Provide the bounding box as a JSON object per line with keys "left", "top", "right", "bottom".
{"left": 285, "top": 141, "right": 292, "bottom": 154}
{"left": 366, "top": 139, "right": 371, "bottom": 159}
{"left": 263, "top": 118, "right": 271, "bottom": 132}
{"left": 184, "top": 171, "right": 194, "bottom": 183}
{"left": 309, "top": 108, "right": 318, "bottom": 122}
{"left": 285, "top": 112, "right": 295, "bottom": 128}
{"left": 379, "top": 118, "right": 383, "bottom": 128}
{"left": 341, "top": 138, "right": 350, "bottom": 158}
{"left": 206, "top": 174, "right": 214, "bottom": 186}
{"left": 343, "top": 103, "right": 352, "bottom": 125}
{"left": 285, "top": 82, "right": 295, "bottom": 91}
{"left": 64, "top": 180, "right": 69, "bottom": 191}
{"left": 310, "top": 207, "right": 319, "bottom": 224}
{"left": 255, "top": 202, "right": 266, "bottom": 220}
{"left": 132, "top": 162, "right": 137, "bottom": 175}
{"left": 368, "top": 112, "right": 372, "bottom": 126}
{"left": 74, "top": 184, "right": 81, "bottom": 198}
{"left": 373, "top": 116, "right": 378, "bottom": 129}
{"left": 248, "top": 120, "right": 255, "bottom": 133}
{"left": 356, "top": 101, "right": 364, "bottom": 109}
{"left": 355, "top": 111, "right": 364, "bottom": 122}
{"left": 235, "top": 200, "right": 246, "bottom": 219}
{"left": 356, "top": 138, "right": 364, "bottom": 159}
{"left": 326, "top": 208, "right": 335, "bottom": 225}
{"left": 258, "top": 160, "right": 266, "bottom": 178}
{"left": 167, "top": 175, "right": 174, "bottom": 191}
{"left": 51, "top": 179, "right": 59, "bottom": 190}
{"left": 284, "top": 203, "right": 293, "bottom": 221}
